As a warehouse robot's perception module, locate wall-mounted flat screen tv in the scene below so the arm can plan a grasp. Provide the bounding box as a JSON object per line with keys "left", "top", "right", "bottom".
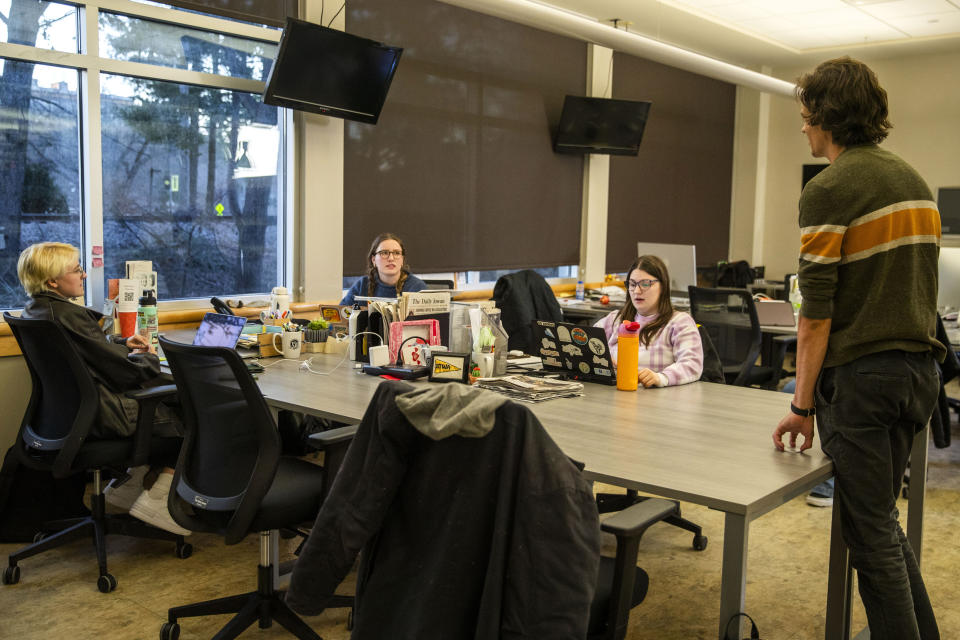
{"left": 263, "top": 18, "right": 402, "bottom": 125}
{"left": 554, "top": 96, "right": 652, "bottom": 156}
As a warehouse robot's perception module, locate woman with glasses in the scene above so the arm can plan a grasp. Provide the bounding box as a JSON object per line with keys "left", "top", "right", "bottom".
{"left": 16, "top": 242, "right": 189, "bottom": 536}
{"left": 340, "top": 233, "right": 428, "bottom": 305}
{"left": 595, "top": 254, "right": 703, "bottom": 388}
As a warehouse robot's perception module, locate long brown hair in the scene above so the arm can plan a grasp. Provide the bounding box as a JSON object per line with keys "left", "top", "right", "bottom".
{"left": 616, "top": 255, "right": 675, "bottom": 347}
{"left": 366, "top": 232, "right": 410, "bottom": 297}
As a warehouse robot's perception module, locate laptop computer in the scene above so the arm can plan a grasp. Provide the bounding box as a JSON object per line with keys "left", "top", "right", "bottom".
{"left": 755, "top": 300, "right": 796, "bottom": 327}
{"left": 531, "top": 320, "right": 616, "bottom": 385}
{"left": 193, "top": 312, "right": 248, "bottom": 348}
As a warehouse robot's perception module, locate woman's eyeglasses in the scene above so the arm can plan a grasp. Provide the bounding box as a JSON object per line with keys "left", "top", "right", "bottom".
{"left": 375, "top": 250, "right": 403, "bottom": 259}
{"left": 67, "top": 265, "right": 86, "bottom": 275}
{"left": 627, "top": 278, "right": 658, "bottom": 291}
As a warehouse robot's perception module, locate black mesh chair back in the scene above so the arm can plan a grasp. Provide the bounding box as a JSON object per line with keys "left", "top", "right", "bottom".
{"left": 3, "top": 312, "right": 99, "bottom": 477}
{"left": 687, "top": 287, "right": 763, "bottom": 387}
{"left": 158, "top": 336, "right": 280, "bottom": 545}
{"left": 157, "top": 336, "right": 353, "bottom": 639}
{"left": 421, "top": 278, "right": 454, "bottom": 290}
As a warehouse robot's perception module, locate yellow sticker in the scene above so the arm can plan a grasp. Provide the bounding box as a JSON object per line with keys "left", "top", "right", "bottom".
{"left": 215, "top": 202, "right": 225, "bottom": 217}
{"left": 433, "top": 358, "right": 461, "bottom": 374}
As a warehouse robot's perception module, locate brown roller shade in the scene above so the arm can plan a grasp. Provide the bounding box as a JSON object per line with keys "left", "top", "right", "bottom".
{"left": 342, "top": 0, "right": 586, "bottom": 276}
{"left": 606, "top": 52, "right": 735, "bottom": 273}
{"left": 163, "top": 0, "right": 297, "bottom": 28}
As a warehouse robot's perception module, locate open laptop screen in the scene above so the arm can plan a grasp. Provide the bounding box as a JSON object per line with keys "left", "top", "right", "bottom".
{"left": 192, "top": 312, "right": 247, "bottom": 349}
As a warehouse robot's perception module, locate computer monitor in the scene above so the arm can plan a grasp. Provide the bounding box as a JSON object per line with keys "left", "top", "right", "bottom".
{"left": 635, "top": 242, "right": 698, "bottom": 296}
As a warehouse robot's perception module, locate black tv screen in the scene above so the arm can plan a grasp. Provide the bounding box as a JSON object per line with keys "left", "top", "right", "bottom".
{"left": 554, "top": 96, "right": 652, "bottom": 156}
{"left": 263, "top": 18, "right": 402, "bottom": 125}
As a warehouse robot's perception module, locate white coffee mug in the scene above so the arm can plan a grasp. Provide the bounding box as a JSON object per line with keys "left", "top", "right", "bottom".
{"left": 272, "top": 331, "right": 302, "bottom": 359}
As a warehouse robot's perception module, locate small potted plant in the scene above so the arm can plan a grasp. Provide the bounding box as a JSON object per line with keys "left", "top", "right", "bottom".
{"left": 303, "top": 318, "right": 329, "bottom": 352}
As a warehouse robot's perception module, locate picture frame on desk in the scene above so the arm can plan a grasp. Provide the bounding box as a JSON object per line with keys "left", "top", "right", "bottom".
{"left": 428, "top": 352, "right": 471, "bottom": 384}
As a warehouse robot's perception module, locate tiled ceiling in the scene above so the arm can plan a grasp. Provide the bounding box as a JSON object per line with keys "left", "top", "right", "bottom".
{"left": 665, "top": 0, "right": 960, "bottom": 50}
{"left": 540, "top": 0, "right": 960, "bottom": 68}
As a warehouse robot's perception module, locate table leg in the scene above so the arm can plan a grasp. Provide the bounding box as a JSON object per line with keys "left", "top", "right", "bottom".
{"left": 824, "top": 494, "right": 853, "bottom": 640}
{"left": 907, "top": 426, "right": 928, "bottom": 567}
{"left": 719, "top": 513, "right": 749, "bottom": 640}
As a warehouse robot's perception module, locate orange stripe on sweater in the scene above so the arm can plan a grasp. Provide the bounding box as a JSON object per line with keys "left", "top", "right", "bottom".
{"left": 844, "top": 208, "right": 940, "bottom": 255}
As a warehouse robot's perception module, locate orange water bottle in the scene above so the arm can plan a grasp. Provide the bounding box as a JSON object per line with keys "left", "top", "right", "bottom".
{"left": 616, "top": 320, "right": 641, "bottom": 391}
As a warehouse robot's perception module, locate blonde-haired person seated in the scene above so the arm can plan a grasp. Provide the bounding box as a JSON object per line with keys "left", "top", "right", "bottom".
{"left": 16, "top": 242, "right": 188, "bottom": 536}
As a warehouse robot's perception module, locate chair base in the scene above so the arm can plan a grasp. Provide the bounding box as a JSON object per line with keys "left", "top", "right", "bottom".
{"left": 595, "top": 491, "right": 707, "bottom": 551}
{"left": 165, "top": 539, "right": 352, "bottom": 640}
{"left": 5, "top": 491, "right": 189, "bottom": 591}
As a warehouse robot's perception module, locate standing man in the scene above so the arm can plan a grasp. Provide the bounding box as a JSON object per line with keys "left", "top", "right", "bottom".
{"left": 772, "top": 57, "right": 943, "bottom": 640}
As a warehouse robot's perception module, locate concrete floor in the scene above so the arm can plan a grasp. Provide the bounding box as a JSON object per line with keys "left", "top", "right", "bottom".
{"left": 1, "top": 422, "right": 957, "bottom": 639}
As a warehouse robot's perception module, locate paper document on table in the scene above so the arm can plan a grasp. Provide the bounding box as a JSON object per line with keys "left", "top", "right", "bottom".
{"left": 475, "top": 375, "right": 583, "bottom": 403}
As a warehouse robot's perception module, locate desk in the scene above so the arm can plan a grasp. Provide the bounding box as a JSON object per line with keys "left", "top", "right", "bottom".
{"left": 163, "top": 336, "right": 925, "bottom": 640}
{"left": 253, "top": 354, "right": 832, "bottom": 639}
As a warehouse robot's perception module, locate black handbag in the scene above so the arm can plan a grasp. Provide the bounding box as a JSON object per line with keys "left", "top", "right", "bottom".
{"left": 724, "top": 612, "right": 761, "bottom": 640}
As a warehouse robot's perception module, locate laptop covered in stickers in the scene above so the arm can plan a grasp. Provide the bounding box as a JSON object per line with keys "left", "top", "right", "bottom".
{"left": 531, "top": 320, "right": 616, "bottom": 385}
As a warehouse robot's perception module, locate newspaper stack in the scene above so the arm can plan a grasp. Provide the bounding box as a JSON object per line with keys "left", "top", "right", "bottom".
{"left": 475, "top": 375, "right": 583, "bottom": 403}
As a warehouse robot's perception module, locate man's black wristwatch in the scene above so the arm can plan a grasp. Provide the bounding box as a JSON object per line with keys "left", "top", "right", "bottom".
{"left": 790, "top": 403, "right": 816, "bottom": 418}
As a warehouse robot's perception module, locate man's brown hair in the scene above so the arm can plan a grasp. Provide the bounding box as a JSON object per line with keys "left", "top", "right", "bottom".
{"left": 796, "top": 57, "right": 892, "bottom": 147}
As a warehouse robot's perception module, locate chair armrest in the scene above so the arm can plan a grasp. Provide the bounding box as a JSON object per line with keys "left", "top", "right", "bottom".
{"left": 124, "top": 384, "right": 178, "bottom": 401}
{"left": 601, "top": 497, "right": 677, "bottom": 538}
{"left": 308, "top": 424, "right": 359, "bottom": 448}
{"left": 126, "top": 385, "right": 180, "bottom": 466}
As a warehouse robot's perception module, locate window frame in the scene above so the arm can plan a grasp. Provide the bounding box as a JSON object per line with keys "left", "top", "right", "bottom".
{"left": 0, "top": 0, "right": 289, "bottom": 311}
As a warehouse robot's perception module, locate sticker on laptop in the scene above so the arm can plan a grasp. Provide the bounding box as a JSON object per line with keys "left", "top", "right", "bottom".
{"left": 570, "top": 327, "right": 588, "bottom": 345}
{"left": 562, "top": 343, "right": 583, "bottom": 357}
{"left": 557, "top": 325, "right": 571, "bottom": 342}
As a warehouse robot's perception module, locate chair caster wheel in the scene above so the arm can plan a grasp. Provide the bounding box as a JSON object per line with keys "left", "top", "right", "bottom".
{"left": 175, "top": 542, "right": 193, "bottom": 559}
{"left": 901, "top": 486, "right": 909, "bottom": 499}
{"left": 2, "top": 565, "right": 20, "bottom": 585}
{"left": 692, "top": 535, "right": 708, "bottom": 551}
{"left": 33, "top": 532, "right": 46, "bottom": 544}
{"left": 160, "top": 621, "right": 180, "bottom": 640}
{"left": 346, "top": 608, "right": 354, "bottom": 631}
{"left": 97, "top": 573, "right": 117, "bottom": 593}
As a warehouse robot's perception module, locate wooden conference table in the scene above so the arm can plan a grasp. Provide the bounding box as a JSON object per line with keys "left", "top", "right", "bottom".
{"left": 251, "top": 351, "right": 835, "bottom": 639}
{"left": 165, "top": 334, "right": 928, "bottom": 640}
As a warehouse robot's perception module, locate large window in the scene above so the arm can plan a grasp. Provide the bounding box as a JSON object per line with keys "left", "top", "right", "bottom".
{"left": 0, "top": 0, "right": 286, "bottom": 309}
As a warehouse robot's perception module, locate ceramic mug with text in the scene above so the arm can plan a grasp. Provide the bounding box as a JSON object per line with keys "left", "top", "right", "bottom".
{"left": 272, "top": 331, "right": 302, "bottom": 359}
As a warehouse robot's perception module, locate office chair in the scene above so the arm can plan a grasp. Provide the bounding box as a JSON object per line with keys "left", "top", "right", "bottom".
{"left": 1, "top": 312, "right": 189, "bottom": 593}
{"left": 492, "top": 269, "right": 563, "bottom": 354}
{"left": 594, "top": 325, "right": 717, "bottom": 552}
{"left": 687, "top": 286, "right": 790, "bottom": 389}
{"left": 157, "top": 336, "right": 354, "bottom": 640}
{"left": 421, "top": 278, "right": 455, "bottom": 290}
{"left": 285, "top": 381, "right": 676, "bottom": 640}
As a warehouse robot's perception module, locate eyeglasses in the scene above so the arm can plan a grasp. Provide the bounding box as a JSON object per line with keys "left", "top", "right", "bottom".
{"left": 67, "top": 265, "right": 86, "bottom": 276}
{"left": 375, "top": 250, "right": 403, "bottom": 259}
{"left": 627, "top": 278, "right": 658, "bottom": 291}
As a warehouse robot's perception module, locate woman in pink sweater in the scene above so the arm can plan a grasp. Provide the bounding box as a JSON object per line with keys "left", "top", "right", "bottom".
{"left": 594, "top": 255, "right": 703, "bottom": 387}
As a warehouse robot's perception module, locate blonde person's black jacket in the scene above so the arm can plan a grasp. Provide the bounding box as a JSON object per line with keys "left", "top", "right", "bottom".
{"left": 22, "top": 292, "right": 162, "bottom": 438}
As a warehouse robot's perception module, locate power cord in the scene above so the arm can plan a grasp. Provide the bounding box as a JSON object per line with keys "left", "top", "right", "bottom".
{"left": 299, "top": 330, "right": 382, "bottom": 376}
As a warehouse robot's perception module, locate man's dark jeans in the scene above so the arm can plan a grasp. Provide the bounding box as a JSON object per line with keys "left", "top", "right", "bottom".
{"left": 816, "top": 349, "right": 940, "bottom": 640}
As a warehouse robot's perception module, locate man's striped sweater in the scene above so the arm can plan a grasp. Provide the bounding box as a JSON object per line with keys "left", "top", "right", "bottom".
{"left": 797, "top": 144, "right": 945, "bottom": 367}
